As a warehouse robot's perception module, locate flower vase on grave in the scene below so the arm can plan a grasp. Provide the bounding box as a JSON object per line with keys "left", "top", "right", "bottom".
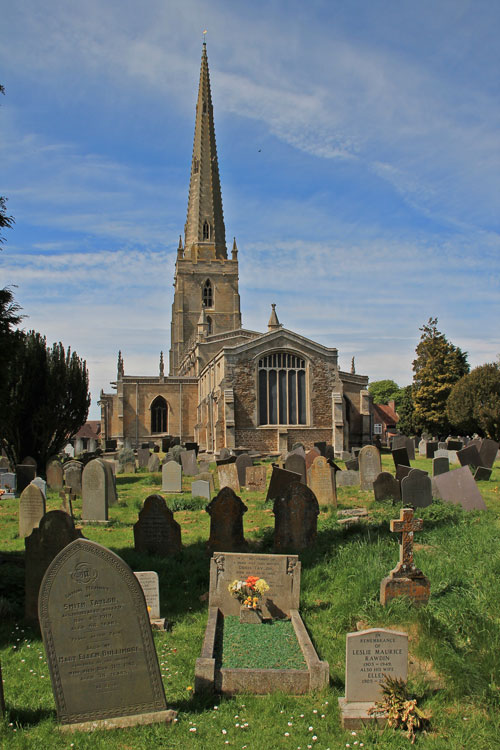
{"left": 228, "top": 575, "right": 270, "bottom": 624}
{"left": 239, "top": 605, "right": 263, "bottom": 624}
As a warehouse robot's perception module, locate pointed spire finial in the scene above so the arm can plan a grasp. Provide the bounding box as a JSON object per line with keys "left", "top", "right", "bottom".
{"left": 351, "top": 357, "right": 356, "bottom": 374}
{"left": 232, "top": 237, "right": 238, "bottom": 260}
{"left": 268, "top": 303, "right": 281, "bottom": 331}
{"left": 177, "top": 235, "right": 183, "bottom": 258}
{"left": 159, "top": 351, "right": 164, "bottom": 377}
{"left": 117, "top": 350, "right": 124, "bottom": 378}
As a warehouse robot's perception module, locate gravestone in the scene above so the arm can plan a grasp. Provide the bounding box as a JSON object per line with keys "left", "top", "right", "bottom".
{"left": 31, "top": 476, "right": 47, "bottom": 497}
{"left": 344, "top": 457, "right": 359, "bottom": 471}
{"left": 206, "top": 487, "right": 248, "bottom": 552}
{"left": 434, "top": 448, "right": 449, "bottom": 460}
{"left": 134, "top": 495, "right": 182, "bottom": 556}
{"left": 180, "top": 449, "right": 198, "bottom": 476}
{"left": 19, "top": 483, "right": 46, "bottom": 538}
{"left": 288, "top": 445, "right": 306, "bottom": 459}
{"left": 105, "top": 438, "right": 117, "bottom": 451}
{"left": 266, "top": 465, "right": 302, "bottom": 502}
{"left": 314, "top": 441, "right": 327, "bottom": 457}
{"left": 425, "top": 441, "right": 439, "bottom": 459}
{"left": 98, "top": 459, "right": 118, "bottom": 506}
{"left": 134, "top": 571, "right": 165, "bottom": 629}
{"left": 162, "top": 461, "right": 182, "bottom": 493}
{"left": 16, "top": 464, "right": 37, "bottom": 495}
{"left": 405, "top": 437, "right": 415, "bottom": 461}
{"left": 308, "top": 456, "right": 336, "bottom": 505}
{"left": 336, "top": 470, "right": 359, "bottom": 487}
{"left": 325, "top": 445, "right": 335, "bottom": 462}
{"left": 64, "top": 461, "right": 83, "bottom": 496}
{"left": 395, "top": 464, "right": 412, "bottom": 482}
{"left": 38, "top": 538, "right": 176, "bottom": 730}
{"left": 380, "top": 507, "right": 430, "bottom": 606}
{"left": 216, "top": 455, "right": 237, "bottom": 466}
{"left": 46, "top": 459, "right": 64, "bottom": 491}
{"left": 447, "top": 439, "right": 464, "bottom": 451}
{"left": 474, "top": 466, "right": 492, "bottom": 481}
{"left": 148, "top": 454, "right": 160, "bottom": 473}
{"left": 457, "top": 445, "right": 482, "bottom": 471}
{"left": 433, "top": 466, "right": 487, "bottom": 511}
{"left": 338, "top": 628, "right": 408, "bottom": 729}
{"left": 191, "top": 479, "right": 210, "bottom": 501}
{"left": 217, "top": 462, "right": 240, "bottom": 493}
{"left": 122, "top": 461, "right": 136, "bottom": 474}
{"left": 391, "top": 447, "right": 410, "bottom": 471}
{"left": 198, "top": 460, "right": 211, "bottom": 473}
{"left": 235, "top": 454, "right": 254, "bottom": 487}
{"left": 137, "top": 448, "right": 150, "bottom": 469}
{"left": 25, "top": 510, "right": 83, "bottom": 621}
{"left": 245, "top": 465, "right": 267, "bottom": 492}
{"left": 0, "top": 456, "right": 9, "bottom": 470}
{"left": 373, "top": 472, "right": 401, "bottom": 503}
{"left": 358, "top": 446, "right": 381, "bottom": 491}
{"left": 284, "top": 452, "right": 307, "bottom": 484}
{"left": 21, "top": 455, "right": 37, "bottom": 468}
{"left": 218, "top": 448, "right": 231, "bottom": 460}
{"left": 479, "top": 439, "right": 499, "bottom": 469}
{"left": 433, "top": 456, "right": 449, "bottom": 476}
{"left": 273, "top": 482, "right": 319, "bottom": 552}
{"left": 59, "top": 489, "right": 75, "bottom": 518}
{"left": 391, "top": 435, "right": 407, "bottom": 451}
{"left": 185, "top": 441, "right": 199, "bottom": 456}
{"left": 197, "top": 470, "right": 215, "bottom": 492}
{"left": 401, "top": 469, "right": 432, "bottom": 508}
{"left": 0, "top": 471, "right": 16, "bottom": 497}
{"left": 82, "top": 460, "right": 108, "bottom": 522}
{"left": 305, "top": 448, "right": 321, "bottom": 471}
{"left": 418, "top": 439, "right": 427, "bottom": 457}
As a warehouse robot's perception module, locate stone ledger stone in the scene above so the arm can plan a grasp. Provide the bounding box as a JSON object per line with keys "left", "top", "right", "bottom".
{"left": 25, "top": 510, "right": 83, "bottom": 621}
{"left": 359, "top": 446, "right": 382, "bottom": 491}
{"left": 38, "top": 538, "right": 176, "bottom": 730}
{"left": 134, "top": 495, "right": 182, "bottom": 556}
{"left": 217, "top": 462, "right": 240, "bottom": 493}
{"left": 19, "top": 483, "right": 46, "bottom": 539}
{"left": 273, "top": 482, "right": 319, "bottom": 552}
{"left": 308, "top": 456, "right": 336, "bottom": 505}
{"left": 206, "top": 487, "right": 248, "bottom": 552}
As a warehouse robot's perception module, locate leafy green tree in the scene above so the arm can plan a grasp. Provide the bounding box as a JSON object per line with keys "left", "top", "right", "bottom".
{"left": 395, "top": 385, "right": 416, "bottom": 436}
{"left": 0, "top": 331, "right": 90, "bottom": 468}
{"left": 368, "top": 379, "right": 401, "bottom": 409}
{"left": 447, "top": 363, "right": 500, "bottom": 440}
{"left": 412, "top": 318, "right": 469, "bottom": 435}
{"left": 0, "top": 86, "right": 15, "bottom": 245}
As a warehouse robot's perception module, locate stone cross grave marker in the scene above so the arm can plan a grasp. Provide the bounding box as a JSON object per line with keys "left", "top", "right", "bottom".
{"left": 82, "top": 459, "right": 108, "bottom": 522}
{"left": 162, "top": 461, "right": 182, "bottom": 492}
{"left": 134, "top": 571, "right": 165, "bottom": 629}
{"left": 46, "top": 459, "right": 64, "bottom": 491}
{"left": 25, "top": 510, "right": 83, "bottom": 621}
{"left": 359, "top": 445, "right": 382, "bottom": 491}
{"left": 380, "top": 507, "right": 430, "bottom": 606}
{"left": 433, "top": 466, "right": 487, "bottom": 511}
{"left": 206, "top": 487, "right": 248, "bottom": 552}
{"left": 401, "top": 469, "right": 432, "bottom": 507}
{"left": 308, "top": 456, "right": 336, "bottom": 505}
{"left": 235, "top": 454, "right": 254, "bottom": 487}
{"left": 373, "top": 472, "right": 400, "bottom": 503}
{"left": 192, "top": 479, "right": 210, "bottom": 501}
{"left": 134, "top": 495, "right": 182, "bottom": 556}
{"left": 38, "top": 538, "right": 176, "bottom": 731}
{"left": 245, "top": 465, "right": 267, "bottom": 493}
{"left": 338, "top": 628, "right": 408, "bottom": 729}
{"left": 19, "top": 483, "right": 46, "bottom": 539}
{"left": 284, "top": 452, "right": 307, "bottom": 484}
{"left": 217, "top": 462, "right": 240, "bottom": 493}
{"left": 180, "top": 449, "right": 198, "bottom": 476}
{"left": 273, "top": 482, "right": 319, "bottom": 552}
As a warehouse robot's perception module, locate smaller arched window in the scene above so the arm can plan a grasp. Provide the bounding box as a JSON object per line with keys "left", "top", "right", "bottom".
{"left": 193, "top": 158, "right": 199, "bottom": 174}
{"left": 202, "top": 279, "right": 213, "bottom": 308}
{"left": 206, "top": 315, "right": 213, "bottom": 334}
{"left": 203, "top": 220, "right": 210, "bottom": 240}
{"left": 151, "top": 396, "right": 167, "bottom": 433}
{"left": 203, "top": 101, "right": 207, "bottom": 114}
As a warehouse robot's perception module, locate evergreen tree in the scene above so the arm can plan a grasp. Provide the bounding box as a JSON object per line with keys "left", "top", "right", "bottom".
{"left": 395, "top": 385, "right": 416, "bottom": 436}
{"left": 447, "top": 363, "right": 500, "bottom": 441}
{"left": 412, "top": 318, "right": 469, "bottom": 435}
{"left": 0, "top": 331, "right": 90, "bottom": 468}
{"left": 368, "top": 379, "right": 401, "bottom": 409}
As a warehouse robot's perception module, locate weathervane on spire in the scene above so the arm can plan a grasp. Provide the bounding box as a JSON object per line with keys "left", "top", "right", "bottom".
{"left": 202, "top": 29, "right": 207, "bottom": 44}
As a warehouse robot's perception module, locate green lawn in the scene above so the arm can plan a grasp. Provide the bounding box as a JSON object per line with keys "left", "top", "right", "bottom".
{"left": 1, "top": 453, "right": 500, "bottom": 749}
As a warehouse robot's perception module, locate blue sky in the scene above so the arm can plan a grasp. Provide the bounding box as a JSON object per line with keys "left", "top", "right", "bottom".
{"left": 1, "top": 0, "right": 499, "bottom": 418}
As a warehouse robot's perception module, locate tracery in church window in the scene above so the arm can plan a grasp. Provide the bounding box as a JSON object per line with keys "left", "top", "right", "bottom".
{"left": 258, "top": 352, "right": 307, "bottom": 425}
{"left": 202, "top": 279, "right": 213, "bottom": 308}
{"left": 151, "top": 396, "right": 168, "bottom": 433}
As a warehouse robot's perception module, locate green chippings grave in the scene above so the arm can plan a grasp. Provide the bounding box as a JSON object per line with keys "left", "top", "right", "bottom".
{"left": 216, "top": 617, "right": 307, "bottom": 670}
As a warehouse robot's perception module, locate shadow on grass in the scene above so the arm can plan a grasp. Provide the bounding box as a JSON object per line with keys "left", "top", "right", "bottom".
{"left": 6, "top": 706, "right": 54, "bottom": 727}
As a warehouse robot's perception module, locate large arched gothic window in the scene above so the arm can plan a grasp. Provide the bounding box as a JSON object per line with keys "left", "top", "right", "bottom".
{"left": 202, "top": 279, "right": 213, "bottom": 307}
{"left": 258, "top": 353, "right": 306, "bottom": 425}
{"left": 151, "top": 396, "right": 167, "bottom": 433}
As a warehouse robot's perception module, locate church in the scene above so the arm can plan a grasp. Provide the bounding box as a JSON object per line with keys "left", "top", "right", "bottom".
{"left": 99, "top": 44, "right": 373, "bottom": 456}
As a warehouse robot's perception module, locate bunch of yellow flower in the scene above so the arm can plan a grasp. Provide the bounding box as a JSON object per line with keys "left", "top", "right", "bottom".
{"left": 228, "top": 575, "right": 270, "bottom": 608}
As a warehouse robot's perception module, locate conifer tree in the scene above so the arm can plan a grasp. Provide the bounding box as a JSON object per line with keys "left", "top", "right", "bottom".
{"left": 412, "top": 318, "right": 469, "bottom": 435}
{"left": 447, "top": 363, "right": 500, "bottom": 440}
{"left": 395, "top": 385, "right": 416, "bottom": 436}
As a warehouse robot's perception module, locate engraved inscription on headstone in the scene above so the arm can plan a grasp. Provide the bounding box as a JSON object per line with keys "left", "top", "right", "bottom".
{"left": 134, "top": 571, "right": 160, "bottom": 620}
{"left": 245, "top": 465, "right": 267, "bottom": 492}
{"left": 308, "top": 456, "right": 336, "bottom": 505}
{"left": 359, "top": 446, "right": 382, "bottom": 491}
{"left": 344, "top": 628, "right": 408, "bottom": 702}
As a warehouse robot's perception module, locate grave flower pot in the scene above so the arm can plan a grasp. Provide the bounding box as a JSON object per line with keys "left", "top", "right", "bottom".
{"left": 239, "top": 605, "right": 263, "bottom": 624}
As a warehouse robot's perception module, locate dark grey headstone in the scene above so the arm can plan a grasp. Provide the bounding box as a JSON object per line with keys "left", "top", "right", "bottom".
{"left": 180, "top": 449, "right": 198, "bottom": 476}
{"left": 105, "top": 439, "right": 117, "bottom": 451}
{"left": 134, "top": 495, "right": 182, "bottom": 556}
{"left": 344, "top": 458, "right": 359, "bottom": 471}
{"left": 433, "top": 466, "right": 487, "bottom": 510}
{"left": 16, "top": 464, "right": 37, "bottom": 495}
{"left": 405, "top": 438, "right": 416, "bottom": 461}
{"left": 63, "top": 461, "right": 83, "bottom": 496}
{"left": 39, "top": 538, "right": 174, "bottom": 728}
{"left": 284, "top": 453, "right": 306, "bottom": 484}
{"left": 25, "top": 510, "right": 83, "bottom": 621}
{"left": 206, "top": 487, "right": 248, "bottom": 552}
{"left": 479, "top": 439, "right": 499, "bottom": 469}
{"left": 273, "top": 482, "right": 319, "bottom": 552}
{"left": 82, "top": 460, "right": 108, "bottom": 522}
{"left": 474, "top": 466, "right": 492, "bottom": 482}
{"left": 447, "top": 439, "right": 464, "bottom": 451}
{"left": 266, "top": 466, "right": 302, "bottom": 502}
{"left": 234, "top": 454, "right": 253, "bottom": 487}
{"left": 314, "top": 442, "right": 327, "bottom": 457}
{"left": 395, "top": 465, "right": 412, "bottom": 482}
{"left": 457, "top": 445, "right": 482, "bottom": 470}
{"left": 21, "top": 455, "right": 37, "bottom": 468}
{"left": 373, "top": 472, "right": 401, "bottom": 503}
{"left": 391, "top": 435, "right": 407, "bottom": 451}
{"left": 401, "top": 469, "right": 432, "bottom": 508}
{"left": 325, "top": 445, "right": 335, "bottom": 462}
{"left": 392, "top": 447, "right": 410, "bottom": 470}
{"left": 425, "top": 441, "right": 439, "bottom": 459}
{"left": 433, "top": 456, "right": 449, "bottom": 476}
{"left": 185, "top": 442, "right": 199, "bottom": 456}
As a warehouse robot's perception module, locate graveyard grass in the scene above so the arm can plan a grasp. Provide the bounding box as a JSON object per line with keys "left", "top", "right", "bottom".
{"left": 1, "top": 455, "right": 500, "bottom": 749}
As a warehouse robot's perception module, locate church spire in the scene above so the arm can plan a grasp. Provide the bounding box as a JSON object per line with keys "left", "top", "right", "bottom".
{"left": 184, "top": 42, "right": 227, "bottom": 260}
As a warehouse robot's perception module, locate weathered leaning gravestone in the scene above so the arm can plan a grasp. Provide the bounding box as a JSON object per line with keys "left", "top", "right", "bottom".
{"left": 273, "top": 482, "right": 319, "bottom": 552}
{"left": 39, "top": 538, "right": 176, "bottom": 731}
{"left": 380, "top": 508, "right": 430, "bottom": 606}
{"left": 338, "top": 628, "right": 408, "bottom": 729}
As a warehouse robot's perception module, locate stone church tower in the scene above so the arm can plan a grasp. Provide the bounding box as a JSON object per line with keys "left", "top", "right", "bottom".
{"left": 169, "top": 43, "right": 242, "bottom": 375}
